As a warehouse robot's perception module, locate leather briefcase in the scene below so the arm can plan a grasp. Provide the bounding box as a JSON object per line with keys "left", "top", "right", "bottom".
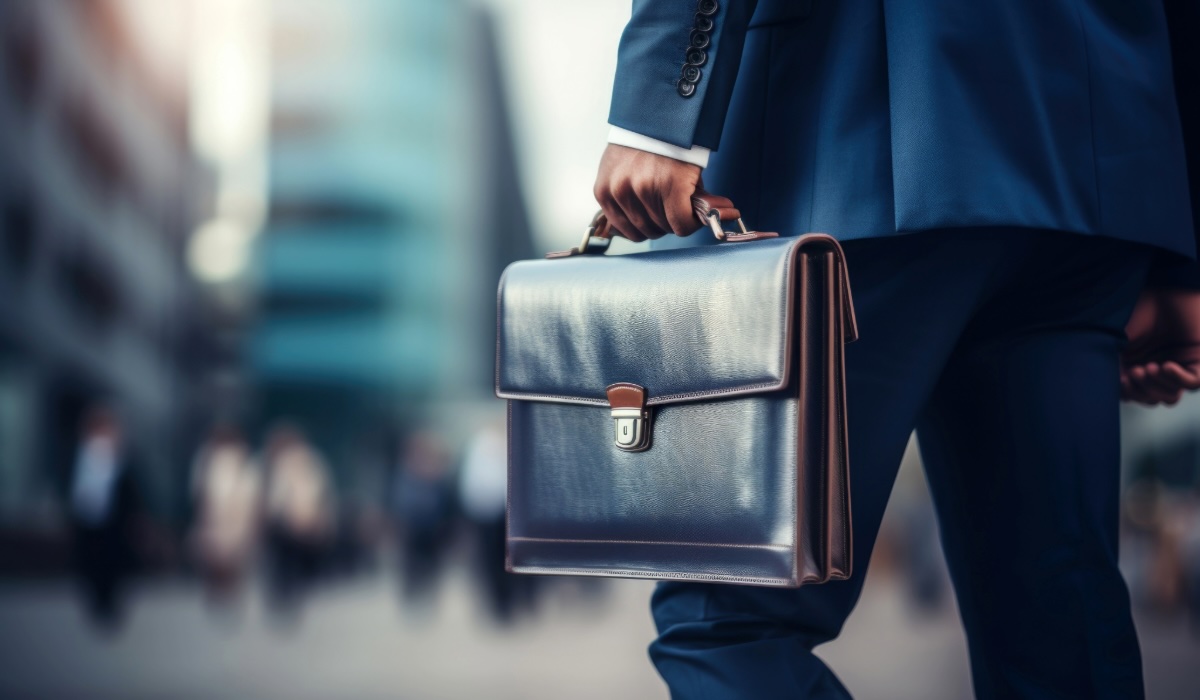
{"left": 496, "top": 191, "right": 858, "bottom": 587}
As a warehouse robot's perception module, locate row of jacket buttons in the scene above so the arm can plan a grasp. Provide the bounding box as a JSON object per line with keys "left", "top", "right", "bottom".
{"left": 677, "top": 0, "right": 719, "bottom": 97}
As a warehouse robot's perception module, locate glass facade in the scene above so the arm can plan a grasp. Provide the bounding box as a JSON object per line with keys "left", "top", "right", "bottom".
{"left": 252, "top": 0, "right": 534, "bottom": 471}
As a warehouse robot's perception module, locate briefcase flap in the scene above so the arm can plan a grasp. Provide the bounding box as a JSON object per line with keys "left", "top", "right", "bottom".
{"left": 496, "top": 235, "right": 853, "bottom": 407}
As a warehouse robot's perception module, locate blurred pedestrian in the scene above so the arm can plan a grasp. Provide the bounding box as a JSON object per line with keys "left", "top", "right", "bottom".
{"left": 459, "top": 423, "right": 531, "bottom": 622}
{"left": 262, "top": 423, "right": 335, "bottom": 619}
{"left": 67, "top": 406, "right": 143, "bottom": 632}
{"left": 390, "top": 429, "right": 454, "bottom": 604}
{"left": 189, "top": 423, "right": 262, "bottom": 609}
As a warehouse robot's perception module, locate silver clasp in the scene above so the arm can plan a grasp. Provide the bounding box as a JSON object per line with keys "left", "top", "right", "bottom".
{"left": 703, "top": 208, "right": 751, "bottom": 242}
{"left": 606, "top": 382, "right": 652, "bottom": 452}
{"left": 611, "top": 407, "right": 651, "bottom": 452}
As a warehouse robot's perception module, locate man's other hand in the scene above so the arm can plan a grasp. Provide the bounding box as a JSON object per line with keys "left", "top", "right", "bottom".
{"left": 1121, "top": 289, "right": 1200, "bottom": 406}
{"left": 593, "top": 144, "right": 703, "bottom": 242}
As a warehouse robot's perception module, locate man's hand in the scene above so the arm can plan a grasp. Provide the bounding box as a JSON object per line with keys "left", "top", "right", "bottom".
{"left": 1121, "top": 289, "right": 1200, "bottom": 405}
{"left": 593, "top": 144, "right": 703, "bottom": 242}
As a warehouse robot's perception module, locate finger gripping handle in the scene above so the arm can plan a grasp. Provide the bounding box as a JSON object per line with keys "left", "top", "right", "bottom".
{"left": 690, "top": 190, "right": 741, "bottom": 225}
{"left": 546, "top": 189, "right": 777, "bottom": 258}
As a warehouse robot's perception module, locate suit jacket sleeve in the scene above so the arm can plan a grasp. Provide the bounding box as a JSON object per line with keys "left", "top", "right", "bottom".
{"left": 608, "top": 0, "right": 759, "bottom": 150}
{"left": 1150, "top": 0, "right": 1200, "bottom": 288}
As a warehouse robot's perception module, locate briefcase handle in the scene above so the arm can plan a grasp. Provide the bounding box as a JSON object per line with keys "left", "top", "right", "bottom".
{"left": 547, "top": 189, "right": 778, "bottom": 259}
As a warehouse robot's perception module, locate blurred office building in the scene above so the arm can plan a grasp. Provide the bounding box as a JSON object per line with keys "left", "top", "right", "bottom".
{"left": 0, "top": 1, "right": 213, "bottom": 571}
{"left": 253, "top": 0, "right": 533, "bottom": 487}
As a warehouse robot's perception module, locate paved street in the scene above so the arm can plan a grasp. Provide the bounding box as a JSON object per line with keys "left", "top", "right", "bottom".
{"left": 0, "top": 562, "right": 1195, "bottom": 700}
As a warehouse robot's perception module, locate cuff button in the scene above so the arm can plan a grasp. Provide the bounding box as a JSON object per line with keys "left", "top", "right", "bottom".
{"left": 694, "top": 15, "right": 714, "bottom": 32}
{"left": 686, "top": 48, "right": 707, "bottom": 66}
{"left": 677, "top": 78, "right": 697, "bottom": 98}
{"left": 697, "top": 0, "right": 719, "bottom": 16}
{"left": 689, "top": 30, "right": 711, "bottom": 49}
{"left": 682, "top": 65, "right": 702, "bottom": 83}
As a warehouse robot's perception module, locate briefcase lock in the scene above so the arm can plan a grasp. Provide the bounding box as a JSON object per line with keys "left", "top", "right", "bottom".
{"left": 606, "top": 383, "right": 652, "bottom": 452}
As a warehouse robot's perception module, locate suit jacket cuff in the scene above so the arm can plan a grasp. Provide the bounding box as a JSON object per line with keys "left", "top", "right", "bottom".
{"left": 608, "top": 126, "right": 711, "bottom": 168}
{"left": 608, "top": 0, "right": 757, "bottom": 150}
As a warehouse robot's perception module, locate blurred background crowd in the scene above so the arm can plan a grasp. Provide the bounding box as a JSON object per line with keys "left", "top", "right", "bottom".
{"left": 0, "top": 1, "right": 1196, "bottom": 698}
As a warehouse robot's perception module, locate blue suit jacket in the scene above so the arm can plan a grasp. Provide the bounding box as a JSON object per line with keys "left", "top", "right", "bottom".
{"left": 609, "top": 0, "right": 1200, "bottom": 284}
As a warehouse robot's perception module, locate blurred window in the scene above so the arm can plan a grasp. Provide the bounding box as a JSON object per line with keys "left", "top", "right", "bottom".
{"left": 262, "top": 293, "right": 387, "bottom": 316}
{"left": 270, "top": 199, "right": 397, "bottom": 228}
{"left": 257, "top": 226, "right": 395, "bottom": 308}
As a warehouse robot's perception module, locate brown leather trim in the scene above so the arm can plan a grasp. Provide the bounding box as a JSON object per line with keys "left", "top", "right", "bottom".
{"left": 839, "top": 249, "right": 859, "bottom": 343}
{"left": 832, "top": 249, "right": 853, "bottom": 578}
{"left": 690, "top": 190, "right": 741, "bottom": 222}
{"left": 790, "top": 234, "right": 858, "bottom": 343}
{"left": 792, "top": 252, "right": 810, "bottom": 585}
{"left": 791, "top": 249, "right": 854, "bottom": 584}
{"left": 606, "top": 382, "right": 647, "bottom": 409}
{"left": 824, "top": 252, "right": 838, "bottom": 580}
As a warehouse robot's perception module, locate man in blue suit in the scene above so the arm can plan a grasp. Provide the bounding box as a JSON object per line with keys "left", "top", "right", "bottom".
{"left": 593, "top": 0, "right": 1200, "bottom": 697}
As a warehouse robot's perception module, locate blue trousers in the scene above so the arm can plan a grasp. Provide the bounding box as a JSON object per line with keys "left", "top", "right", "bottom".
{"left": 650, "top": 229, "right": 1152, "bottom": 700}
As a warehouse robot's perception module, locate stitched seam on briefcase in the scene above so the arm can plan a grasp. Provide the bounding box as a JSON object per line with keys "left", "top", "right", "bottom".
{"left": 509, "top": 566, "right": 794, "bottom": 586}
{"left": 508, "top": 536, "right": 792, "bottom": 551}
{"left": 495, "top": 380, "right": 789, "bottom": 407}
{"left": 792, "top": 247, "right": 806, "bottom": 584}
{"left": 820, "top": 254, "right": 830, "bottom": 578}
{"left": 834, "top": 262, "right": 851, "bottom": 572}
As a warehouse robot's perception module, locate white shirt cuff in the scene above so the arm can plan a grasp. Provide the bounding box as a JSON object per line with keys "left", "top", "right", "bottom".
{"left": 607, "top": 126, "right": 711, "bottom": 168}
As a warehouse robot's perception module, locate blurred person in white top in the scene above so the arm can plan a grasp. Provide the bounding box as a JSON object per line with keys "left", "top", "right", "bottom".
{"left": 458, "top": 422, "right": 532, "bottom": 622}
{"left": 190, "top": 423, "right": 261, "bottom": 608}
{"left": 459, "top": 425, "right": 506, "bottom": 525}
{"left": 262, "top": 423, "right": 335, "bottom": 617}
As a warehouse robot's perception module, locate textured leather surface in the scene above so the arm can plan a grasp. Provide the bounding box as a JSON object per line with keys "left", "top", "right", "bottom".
{"left": 500, "top": 236, "right": 854, "bottom": 587}
{"left": 498, "top": 235, "right": 852, "bottom": 405}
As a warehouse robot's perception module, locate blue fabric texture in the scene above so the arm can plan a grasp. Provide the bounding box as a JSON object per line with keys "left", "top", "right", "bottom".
{"left": 609, "top": 0, "right": 1199, "bottom": 283}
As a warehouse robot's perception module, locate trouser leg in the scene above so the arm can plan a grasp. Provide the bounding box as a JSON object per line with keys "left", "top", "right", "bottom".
{"left": 915, "top": 235, "right": 1150, "bottom": 700}
{"left": 650, "top": 232, "right": 1000, "bottom": 699}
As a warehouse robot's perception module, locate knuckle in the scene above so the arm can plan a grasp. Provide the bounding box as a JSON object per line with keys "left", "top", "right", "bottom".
{"left": 632, "top": 177, "right": 657, "bottom": 197}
